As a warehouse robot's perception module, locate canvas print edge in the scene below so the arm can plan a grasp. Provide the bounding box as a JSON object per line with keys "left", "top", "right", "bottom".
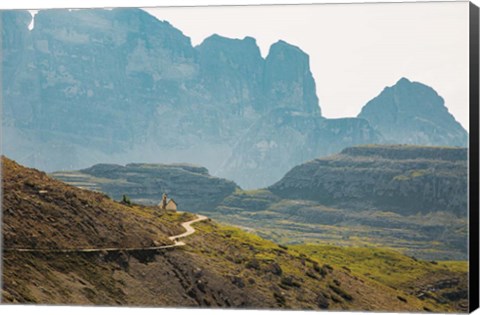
{"left": 0, "top": 1, "right": 478, "bottom": 314}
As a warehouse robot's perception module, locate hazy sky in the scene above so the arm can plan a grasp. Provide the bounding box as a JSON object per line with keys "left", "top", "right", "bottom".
{"left": 143, "top": 2, "right": 470, "bottom": 130}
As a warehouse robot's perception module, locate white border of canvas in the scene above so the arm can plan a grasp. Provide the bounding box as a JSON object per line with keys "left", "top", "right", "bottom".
{"left": 0, "top": 1, "right": 478, "bottom": 315}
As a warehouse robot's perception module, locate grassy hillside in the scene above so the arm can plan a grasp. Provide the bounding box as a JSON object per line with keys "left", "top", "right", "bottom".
{"left": 180, "top": 220, "right": 457, "bottom": 311}
{"left": 2, "top": 157, "right": 193, "bottom": 250}
{"left": 291, "top": 244, "right": 468, "bottom": 311}
{"left": 210, "top": 145, "right": 468, "bottom": 260}
{"left": 1, "top": 156, "right": 465, "bottom": 312}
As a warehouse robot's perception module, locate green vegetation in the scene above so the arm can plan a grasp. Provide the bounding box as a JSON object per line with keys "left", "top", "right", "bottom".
{"left": 290, "top": 243, "right": 468, "bottom": 311}
{"left": 394, "top": 170, "right": 428, "bottom": 181}
{"left": 291, "top": 244, "right": 466, "bottom": 288}
{"left": 189, "top": 219, "right": 471, "bottom": 312}
{"left": 52, "top": 145, "right": 468, "bottom": 263}
{"left": 121, "top": 194, "right": 131, "bottom": 205}
{"left": 2, "top": 150, "right": 469, "bottom": 312}
{"left": 205, "top": 204, "right": 467, "bottom": 261}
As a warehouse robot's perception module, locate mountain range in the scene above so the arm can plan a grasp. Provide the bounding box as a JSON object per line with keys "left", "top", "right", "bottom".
{"left": 1, "top": 8, "right": 468, "bottom": 188}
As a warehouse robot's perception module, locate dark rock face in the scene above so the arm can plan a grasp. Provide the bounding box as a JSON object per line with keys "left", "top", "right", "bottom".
{"left": 52, "top": 162, "right": 239, "bottom": 212}
{"left": 358, "top": 78, "right": 467, "bottom": 146}
{"left": 1, "top": 9, "right": 468, "bottom": 189}
{"left": 269, "top": 145, "right": 467, "bottom": 216}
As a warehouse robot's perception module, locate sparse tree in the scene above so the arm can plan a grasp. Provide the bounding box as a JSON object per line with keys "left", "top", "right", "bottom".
{"left": 122, "top": 194, "right": 131, "bottom": 205}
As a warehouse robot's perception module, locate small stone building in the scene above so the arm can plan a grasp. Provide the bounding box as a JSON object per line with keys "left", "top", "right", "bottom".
{"left": 158, "top": 193, "right": 178, "bottom": 212}
{"left": 166, "top": 199, "right": 177, "bottom": 211}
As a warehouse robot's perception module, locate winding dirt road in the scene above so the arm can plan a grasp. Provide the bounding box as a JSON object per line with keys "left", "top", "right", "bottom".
{"left": 168, "top": 214, "right": 208, "bottom": 246}
{"left": 4, "top": 214, "right": 208, "bottom": 253}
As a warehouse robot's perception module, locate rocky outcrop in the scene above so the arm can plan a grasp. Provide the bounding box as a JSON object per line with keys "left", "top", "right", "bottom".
{"left": 269, "top": 145, "right": 467, "bottom": 216}
{"left": 264, "top": 40, "right": 320, "bottom": 115}
{"left": 196, "top": 35, "right": 265, "bottom": 115}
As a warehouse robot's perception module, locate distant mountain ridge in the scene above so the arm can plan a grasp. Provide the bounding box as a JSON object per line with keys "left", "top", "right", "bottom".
{"left": 52, "top": 162, "right": 239, "bottom": 212}
{"left": 1, "top": 9, "right": 468, "bottom": 188}
{"left": 269, "top": 145, "right": 467, "bottom": 216}
{"left": 213, "top": 145, "right": 468, "bottom": 260}
{"left": 358, "top": 78, "right": 467, "bottom": 146}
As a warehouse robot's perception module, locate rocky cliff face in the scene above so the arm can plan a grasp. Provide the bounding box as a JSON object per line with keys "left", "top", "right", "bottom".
{"left": 2, "top": 8, "right": 327, "bottom": 187}
{"left": 1, "top": 9, "right": 468, "bottom": 189}
{"left": 269, "top": 145, "right": 467, "bottom": 216}
{"left": 264, "top": 40, "right": 321, "bottom": 115}
{"left": 2, "top": 9, "right": 201, "bottom": 170}
{"left": 358, "top": 78, "right": 467, "bottom": 146}
{"left": 196, "top": 35, "right": 264, "bottom": 115}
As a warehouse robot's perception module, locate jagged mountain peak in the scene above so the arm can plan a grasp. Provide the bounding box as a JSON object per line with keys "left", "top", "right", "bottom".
{"left": 197, "top": 33, "right": 263, "bottom": 60}
{"left": 264, "top": 39, "right": 321, "bottom": 116}
{"left": 358, "top": 77, "right": 467, "bottom": 146}
{"left": 372, "top": 77, "right": 446, "bottom": 112}
{"left": 266, "top": 40, "right": 312, "bottom": 70}
{"left": 2, "top": 8, "right": 467, "bottom": 189}
{"left": 396, "top": 76, "right": 411, "bottom": 84}
{"left": 268, "top": 39, "right": 306, "bottom": 56}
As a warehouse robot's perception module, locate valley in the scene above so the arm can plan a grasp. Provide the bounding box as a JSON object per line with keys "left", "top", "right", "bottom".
{"left": 53, "top": 145, "right": 468, "bottom": 261}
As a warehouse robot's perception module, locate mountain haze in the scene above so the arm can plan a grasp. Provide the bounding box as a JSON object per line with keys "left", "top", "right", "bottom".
{"left": 1, "top": 9, "right": 468, "bottom": 188}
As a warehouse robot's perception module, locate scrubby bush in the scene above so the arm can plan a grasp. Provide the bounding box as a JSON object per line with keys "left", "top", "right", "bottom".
{"left": 121, "top": 194, "right": 131, "bottom": 205}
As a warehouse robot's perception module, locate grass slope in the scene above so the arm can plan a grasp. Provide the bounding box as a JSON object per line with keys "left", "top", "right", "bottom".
{"left": 2, "top": 157, "right": 188, "bottom": 250}
{"left": 210, "top": 188, "right": 467, "bottom": 260}
{"left": 292, "top": 244, "right": 468, "bottom": 312}
{"left": 0, "top": 156, "right": 465, "bottom": 312}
